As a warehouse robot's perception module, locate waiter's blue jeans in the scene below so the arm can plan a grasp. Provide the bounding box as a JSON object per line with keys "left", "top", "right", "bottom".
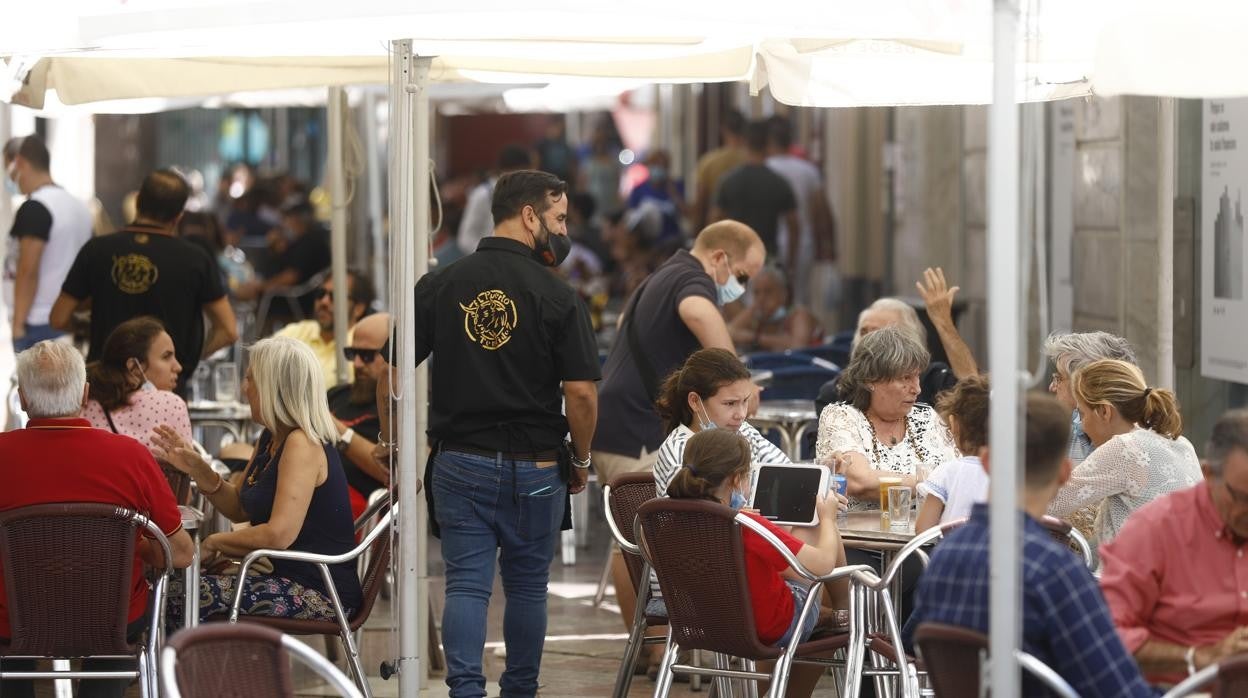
{"left": 433, "top": 449, "right": 565, "bottom": 698}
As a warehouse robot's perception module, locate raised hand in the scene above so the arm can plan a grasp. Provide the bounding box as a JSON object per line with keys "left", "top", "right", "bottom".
{"left": 151, "top": 424, "right": 208, "bottom": 477}
{"left": 916, "top": 267, "right": 959, "bottom": 326}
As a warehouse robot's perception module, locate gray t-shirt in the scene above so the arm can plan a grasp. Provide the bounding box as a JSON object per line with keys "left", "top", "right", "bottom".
{"left": 594, "top": 250, "right": 716, "bottom": 456}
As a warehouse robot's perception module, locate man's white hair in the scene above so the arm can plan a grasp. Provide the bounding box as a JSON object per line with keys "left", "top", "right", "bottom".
{"left": 1043, "top": 331, "right": 1137, "bottom": 375}
{"left": 16, "top": 341, "right": 86, "bottom": 418}
{"left": 248, "top": 336, "right": 339, "bottom": 444}
{"left": 853, "top": 298, "right": 927, "bottom": 350}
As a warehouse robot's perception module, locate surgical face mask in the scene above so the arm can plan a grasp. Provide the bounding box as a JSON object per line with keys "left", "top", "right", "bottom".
{"left": 4, "top": 164, "right": 19, "bottom": 196}
{"left": 694, "top": 395, "right": 717, "bottom": 431}
{"left": 649, "top": 165, "right": 669, "bottom": 183}
{"left": 729, "top": 490, "right": 748, "bottom": 509}
{"left": 531, "top": 216, "right": 572, "bottom": 267}
{"left": 716, "top": 254, "right": 746, "bottom": 306}
{"left": 130, "top": 359, "right": 157, "bottom": 392}
{"left": 768, "top": 305, "right": 788, "bottom": 324}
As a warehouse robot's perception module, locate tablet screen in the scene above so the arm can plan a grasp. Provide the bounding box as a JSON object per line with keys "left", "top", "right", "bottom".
{"left": 751, "top": 465, "right": 825, "bottom": 526}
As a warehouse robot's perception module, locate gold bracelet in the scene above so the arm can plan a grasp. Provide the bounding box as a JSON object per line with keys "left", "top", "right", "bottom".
{"left": 201, "top": 473, "right": 226, "bottom": 496}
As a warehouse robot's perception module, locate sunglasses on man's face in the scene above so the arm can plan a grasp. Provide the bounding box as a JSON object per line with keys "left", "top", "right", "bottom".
{"left": 343, "top": 347, "right": 380, "bottom": 363}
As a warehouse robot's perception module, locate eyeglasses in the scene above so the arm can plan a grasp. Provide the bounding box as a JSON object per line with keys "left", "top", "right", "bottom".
{"left": 312, "top": 287, "right": 333, "bottom": 302}
{"left": 343, "top": 347, "right": 380, "bottom": 363}
{"left": 722, "top": 253, "right": 750, "bottom": 286}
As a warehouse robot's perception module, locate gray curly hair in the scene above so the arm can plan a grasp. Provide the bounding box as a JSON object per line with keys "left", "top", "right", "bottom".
{"left": 839, "top": 326, "right": 930, "bottom": 412}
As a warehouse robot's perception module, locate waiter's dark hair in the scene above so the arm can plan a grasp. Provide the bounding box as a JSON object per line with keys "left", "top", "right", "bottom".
{"left": 491, "top": 170, "right": 567, "bottom": 224}
{"left": 136, "top": 169, "right": 191, "bottom": 224}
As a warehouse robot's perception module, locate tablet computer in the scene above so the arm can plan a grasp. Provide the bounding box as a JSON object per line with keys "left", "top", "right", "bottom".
{"left": 748, "top": 463, "right": 829, "bottom": 527}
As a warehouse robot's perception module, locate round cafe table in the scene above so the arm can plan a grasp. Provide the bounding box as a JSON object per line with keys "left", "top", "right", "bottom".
{"left": 838, "top": 511, "right": 917, "bottom": 634}
{"left": 750, "top": 399, "right": 818, "bottom": 460}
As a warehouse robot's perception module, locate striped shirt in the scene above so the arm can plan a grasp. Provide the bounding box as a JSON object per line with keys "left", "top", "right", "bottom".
{"left": 654, "top": 422, "right": 790, "bottom": 497}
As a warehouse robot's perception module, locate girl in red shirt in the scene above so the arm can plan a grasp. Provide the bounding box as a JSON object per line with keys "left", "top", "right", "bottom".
{"left": 666, "top": 428, "right": 849, "bottom": 649}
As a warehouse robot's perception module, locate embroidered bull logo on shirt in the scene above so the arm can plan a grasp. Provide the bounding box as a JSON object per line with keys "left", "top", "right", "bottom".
{"left": 111, "top": 253, "right": 159, "bottom": 294}
{"left": 460, "top": 290, "right": 518, "bottom": 351}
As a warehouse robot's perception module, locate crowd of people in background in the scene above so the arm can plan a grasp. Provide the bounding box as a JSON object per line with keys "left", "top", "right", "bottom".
{"left": 4, "top": 103, "right": 1248, "bottom": 698}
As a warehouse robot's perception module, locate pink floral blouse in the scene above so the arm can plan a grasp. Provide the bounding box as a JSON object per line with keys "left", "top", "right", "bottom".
{"left": 83, "top": 390, "right": 193, "bottom": 454}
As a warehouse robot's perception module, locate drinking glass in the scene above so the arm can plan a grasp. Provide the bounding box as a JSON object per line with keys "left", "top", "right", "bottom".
{"left": 878, "top": 476, "right": 903, "bottom": 511}
{"left": 214, "top": 362, "right": 238, "bottom": 403}
{"left": 888, "top": 486, "right": 913, "bottom": 530}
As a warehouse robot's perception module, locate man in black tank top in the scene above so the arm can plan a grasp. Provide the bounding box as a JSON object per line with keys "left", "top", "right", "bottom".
{"left": 380, "top": 170, "right": 600, "bottom": 698}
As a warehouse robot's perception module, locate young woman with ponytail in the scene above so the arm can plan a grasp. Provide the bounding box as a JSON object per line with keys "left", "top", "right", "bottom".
{"left": 653, "top": 347, "right": 789, "bottom": 497}
{"left": 666, "top": 429, "right": 848, "bottom": 696}
{"left": 1047, "top": 359, "right": 1202, "bottom": 547}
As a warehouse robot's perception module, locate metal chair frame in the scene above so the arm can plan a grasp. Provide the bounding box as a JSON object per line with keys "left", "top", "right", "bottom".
{"left": 0, "top": 504, "right": 174, "bottom": 698}
{"left": 224, "top": 502, "right": 394, "bottom": 698}
{"left": 636, "top": 499, "right": 898, "bottom": 698}
{"left": 854, "top": 517, "right": 969, "bottom": 697}
{"left": 601, "top": 474, "right": 674, "bottom": 697}
{"left": 160, "top": 623, "right": 364, "bottom": 698}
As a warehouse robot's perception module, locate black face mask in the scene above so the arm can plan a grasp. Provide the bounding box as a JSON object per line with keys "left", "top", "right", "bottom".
{"left": 532, "top": 218, "right": 572, "bottom": 267}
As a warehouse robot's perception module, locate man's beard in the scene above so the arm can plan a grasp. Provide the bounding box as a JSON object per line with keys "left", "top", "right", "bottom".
{"left": 350, "top": 373, "right": 378, "bottom": 406}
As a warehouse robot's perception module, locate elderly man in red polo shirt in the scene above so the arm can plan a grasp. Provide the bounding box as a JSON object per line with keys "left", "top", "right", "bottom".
{"left": 1101, "top": 408, "right": 1248, "bottom": 687}
{"left": 0, "top": 340, "right": 194, "bottom": 698}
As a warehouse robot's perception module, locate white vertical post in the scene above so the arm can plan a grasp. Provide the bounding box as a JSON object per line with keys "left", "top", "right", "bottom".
{"left": 1158, "top": 98, "right": 1175, "bottom": 390}
{"left": 411, "top": 53, "right": 433, "bottom": 685}
{"left": 329, "top": 86, "right": 350, "bottom": 386}
{"left": 988, "top": 1, "right": 1022, "bottom": 696}
{"left": 390, "top": 39, "right": 429, "bottom": 698}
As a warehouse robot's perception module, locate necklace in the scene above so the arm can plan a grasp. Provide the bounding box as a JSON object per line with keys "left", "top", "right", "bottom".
{"left": 864, "top": 411, "right": 931, "bottom": 467}
{"left": 244, "top": 434, "right": 285, "bottom": 486}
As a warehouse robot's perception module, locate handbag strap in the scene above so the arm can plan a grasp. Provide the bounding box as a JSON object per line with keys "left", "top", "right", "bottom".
{"left": 103, "top": 409, "right": 119, "bottom": 434}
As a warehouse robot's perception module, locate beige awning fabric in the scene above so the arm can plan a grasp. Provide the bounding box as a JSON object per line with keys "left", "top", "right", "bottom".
{"left": 2, "top": 0, "right": 1113, "bottom": 110}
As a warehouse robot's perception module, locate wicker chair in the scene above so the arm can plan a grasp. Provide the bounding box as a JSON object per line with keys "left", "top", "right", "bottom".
{"left": 206, "top": 501, "right": 393, "bottom": 698}
{"left": 914, "top": 622, "right": 1080, "bottom": 698}
{"left": 601, "top": 472, "right": 668, "bottom": 697}
{"left": 0, "top": 502, "right": 174, "bottom": 698}
{"left": 1038, "top": 515, "right": 1096, "bottom": 572}
{"left": 161, "top": 622, "right": 363, "bottom": 698}
{"left": 634, "top": 497, "right": 886, "bottom": 698}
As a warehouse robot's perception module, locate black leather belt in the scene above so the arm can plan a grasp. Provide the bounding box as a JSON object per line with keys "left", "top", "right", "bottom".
{"left": 441, "top": 443, "right": 560, "bottom": 461}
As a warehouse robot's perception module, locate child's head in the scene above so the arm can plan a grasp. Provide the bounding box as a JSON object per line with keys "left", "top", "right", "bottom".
{"left": 666, "top": 428, "right": 753, "bottom": 502}
{"left": 935, "top": 374, "right": 990, "bottom": 456}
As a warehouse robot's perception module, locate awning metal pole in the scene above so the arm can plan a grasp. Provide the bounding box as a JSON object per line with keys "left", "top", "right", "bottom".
{"left": 1158, "top": 98, "right": 1176, "bottom": 390}
{"left": 390, "top": 39, "right": 431, "bottom": 698}
{"left": 329, "top": 86, "right": 350, "bottom": 386}
{"left": 988, "top": 1, "right": 1023, "bottom": 696}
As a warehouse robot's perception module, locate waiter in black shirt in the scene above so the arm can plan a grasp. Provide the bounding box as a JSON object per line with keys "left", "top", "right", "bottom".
{"left": 379, "top": 170, "right": 599, "bottom": 698}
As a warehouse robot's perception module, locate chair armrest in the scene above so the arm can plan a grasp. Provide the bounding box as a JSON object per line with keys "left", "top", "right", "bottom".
{"left": 602, "top": 485, "right": 640, "bottom": 555}
{"left": 227, "top": 507, "right": 393, "bottom": 620}
{"left": 734, "top": 512, "right": 876, "bottom": 584}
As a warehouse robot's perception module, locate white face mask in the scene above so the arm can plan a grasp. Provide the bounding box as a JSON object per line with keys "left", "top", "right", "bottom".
{"left": 4, "top": 163, "right": 19, "bottom": 197}
{"left": 130, "top": 359, "right": 157, "bottom": 392}
{"left": 694, "top": 395, "right": 718, "bottom": 431}
{"left": 716, "top": 254, "right": 747, "bottom": 306}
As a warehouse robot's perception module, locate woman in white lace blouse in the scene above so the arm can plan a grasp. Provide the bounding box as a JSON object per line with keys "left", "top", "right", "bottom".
{"left": 1048, "top": 359, "right": 1202, "bottom": 546}
{"left": 815, "top": 326, "right": 958, "bottom": 511}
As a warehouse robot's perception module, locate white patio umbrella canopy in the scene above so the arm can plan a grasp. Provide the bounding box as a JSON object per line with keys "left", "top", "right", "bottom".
{"left": 4, "top": 0, "right": 1103, "bottom": 109}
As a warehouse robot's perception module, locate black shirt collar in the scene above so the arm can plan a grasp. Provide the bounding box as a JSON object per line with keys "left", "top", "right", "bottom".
{"left": 476, "top": 236, "right": 535, "bottom": 257}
